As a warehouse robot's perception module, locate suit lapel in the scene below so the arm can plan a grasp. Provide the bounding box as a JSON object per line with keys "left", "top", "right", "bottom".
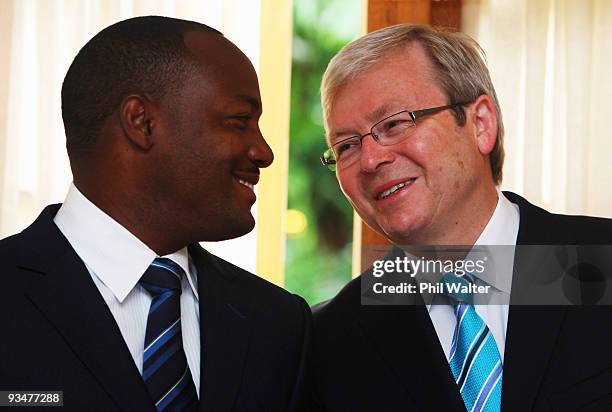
{"left": 501, "top": 192, "right": 567, "bottom": 411}
{"left": 357, "top": 304, "right": 466, "bottom": 411}
{"left": 355, "top": 247, "right": 465, "bottom": 410}
{"left": 190, "top": 244, "right": 252, "bottom": 411}
{"left": 19, "top": 206, "right": 155, "bottom": 412}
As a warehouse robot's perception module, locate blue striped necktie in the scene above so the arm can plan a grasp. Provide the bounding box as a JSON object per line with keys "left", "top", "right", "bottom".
{"left": 139, "top": 258, "right": 198, "bottom": 412}
{"left": 445, "top": 274, "right": 503, "bottom": 412}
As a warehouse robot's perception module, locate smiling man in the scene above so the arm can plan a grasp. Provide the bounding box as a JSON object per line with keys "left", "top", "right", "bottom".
{"left": 0, "top": 16, "right": 309, "bottom": 412}
{"left": 313, "top": 24, "right": 612, "bottom": 411}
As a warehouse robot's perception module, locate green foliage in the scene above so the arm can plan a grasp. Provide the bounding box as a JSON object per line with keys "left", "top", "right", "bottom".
{"left": 284, "top": 0, "right": 361, "bottom": 305}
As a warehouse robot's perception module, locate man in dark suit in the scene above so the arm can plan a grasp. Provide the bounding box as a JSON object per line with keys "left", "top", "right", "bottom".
{"left": 0, "top": 16, "right": 310, "bottom": 412}
{"left": 314, "top": 24, "right": 612, "bottom": 411}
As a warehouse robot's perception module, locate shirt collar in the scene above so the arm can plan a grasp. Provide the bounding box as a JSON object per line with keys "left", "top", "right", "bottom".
{"left": 474, "top": 189, "right": 520, "bottom": 247}
{"left": 470, "top": 189, "right": 520, "bottom": 294}
{"left": 424, "top": 189, "right": 520, "bottom": 310}
{"left": 53, "top": 183, "right": 198, "bottom": 303}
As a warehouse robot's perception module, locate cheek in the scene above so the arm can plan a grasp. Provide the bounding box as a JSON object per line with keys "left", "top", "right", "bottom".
{"left": 415, "top": 131, "right": 463, "bottom": 180}
{"left": 411, "top": 137, "right": 429, "bottom": 154}
{"left": 337, "top": 173, "right": 361, "bottom": 204}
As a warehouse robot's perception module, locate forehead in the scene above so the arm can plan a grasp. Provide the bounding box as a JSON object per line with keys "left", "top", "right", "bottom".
{"left": 327, "top": 44, "right": 445, "bottom": 141}
{"left": 183, "top": 30, "right": 261, "bottom": 105}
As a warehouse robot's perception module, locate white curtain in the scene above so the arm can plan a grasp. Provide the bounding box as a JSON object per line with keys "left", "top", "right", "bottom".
{"left": 0, "top": 0, "right": 262, "bottom": 271}
{"left": 463, "top": 0, "right": 612, "bottom": 217}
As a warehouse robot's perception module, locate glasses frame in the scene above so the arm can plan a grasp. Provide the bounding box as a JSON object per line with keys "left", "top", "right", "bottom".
{"left": 320, "top": 101, "right": 471, "bottom": 171}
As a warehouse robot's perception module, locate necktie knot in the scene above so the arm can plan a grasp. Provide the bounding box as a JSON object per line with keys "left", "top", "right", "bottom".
{"left": 441, "top": 272, "right": 478, "bottom": 305}
{"left": 140, "top": 258, "right": 185, "bottom": 297}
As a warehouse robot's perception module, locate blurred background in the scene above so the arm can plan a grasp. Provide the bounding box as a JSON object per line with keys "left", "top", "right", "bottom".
{"left": 284, "top": 0, "right": 360, "bottom": 304}
{"left": 1, "top": 0, "right": 611, "bottom": 306}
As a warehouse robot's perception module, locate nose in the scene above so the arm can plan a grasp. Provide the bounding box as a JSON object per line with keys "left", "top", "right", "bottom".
{"left": 248, "top": 128, "right": 274, "bottom": 168}
{"left": 359, "top": 133, "right": 394, "bottom": 173}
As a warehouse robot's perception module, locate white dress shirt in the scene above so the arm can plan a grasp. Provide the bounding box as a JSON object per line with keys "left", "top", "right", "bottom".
{"left": 53, "top": 184, "right": 201, "bottom": 396}
{"left": 427, "top": 190, "right": 520, "bottom": 362}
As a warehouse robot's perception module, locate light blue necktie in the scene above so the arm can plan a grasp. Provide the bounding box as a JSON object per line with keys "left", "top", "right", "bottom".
{"left": 444, "top": 274, "right": 503, "bottom": 412}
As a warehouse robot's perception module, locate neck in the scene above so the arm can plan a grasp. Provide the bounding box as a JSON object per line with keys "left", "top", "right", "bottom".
{"left": 73, "top": 180, "right": 187, "bottom": 256}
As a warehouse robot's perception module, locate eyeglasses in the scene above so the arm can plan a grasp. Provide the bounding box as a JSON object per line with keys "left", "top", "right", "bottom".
{"left": 320, "top": 101, "right": 471, "bottom": 172}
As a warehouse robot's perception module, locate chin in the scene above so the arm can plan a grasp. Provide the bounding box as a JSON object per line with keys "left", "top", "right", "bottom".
{"left": 378, "top": 216, "right": 427, "bottom": 246}
{"left": 234, "top": 216, "right": 256, "bottom": 237}
{"left": 216, "top": 215, "right": 255, "bottom": 241}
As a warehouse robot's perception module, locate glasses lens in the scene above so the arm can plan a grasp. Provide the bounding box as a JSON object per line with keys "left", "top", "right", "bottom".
{"left": 321, "top": 148, "right": 337, "bottom": 172}
{"left": 372, "top": 111, "right": 415, "bottom": 146}
{"left": 331, "top": 136, "right": 361, "bottom": 169}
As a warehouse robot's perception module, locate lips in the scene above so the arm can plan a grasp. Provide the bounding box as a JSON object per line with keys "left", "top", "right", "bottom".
{"left": 233, "top": 171, "right": 259, "bottom": 193}
{"left": 237, "top": 179, "right": 254, "bottom": 190}
{"left": 374, "top": 177, "right": 417, "bottom": 200}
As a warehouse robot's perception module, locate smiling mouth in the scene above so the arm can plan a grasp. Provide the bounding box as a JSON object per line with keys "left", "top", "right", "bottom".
{"left": 376, "top": 178, "right": 417, "bottom": 200}
{"left": 238, "top": 179, "right": 255, "bottom": 191}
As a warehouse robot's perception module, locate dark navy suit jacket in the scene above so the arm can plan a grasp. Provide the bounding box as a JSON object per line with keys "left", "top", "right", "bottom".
{"left": 0, "top": 205, "right": 311, "bottom": 412}
{"left": 312, "top": 192, "right": 612, "bottom": 411}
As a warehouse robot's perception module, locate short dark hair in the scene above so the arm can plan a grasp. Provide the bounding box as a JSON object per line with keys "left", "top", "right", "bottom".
{"left": 61, "top": 16, "right": 221, "bottom": 159}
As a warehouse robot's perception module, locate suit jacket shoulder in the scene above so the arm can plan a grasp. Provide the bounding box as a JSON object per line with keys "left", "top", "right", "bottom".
{"left": 503, "top": 191, "right": 612, "bottom": 244}
{"left": 200, "top": 246, "right": 309, "bottom": 310}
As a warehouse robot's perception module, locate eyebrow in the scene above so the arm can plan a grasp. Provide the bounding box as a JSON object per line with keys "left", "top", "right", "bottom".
{"left": 366, "top": 103, "right": 394, "bottom": 123}
{"left": 235, "top": 94, "right": 261, "bottom": 112}
{"left": 328, "top": 129, "right": 359, "bottom": 145}
{"left": 328, "top": 103, "right": 396, "bottom": 144}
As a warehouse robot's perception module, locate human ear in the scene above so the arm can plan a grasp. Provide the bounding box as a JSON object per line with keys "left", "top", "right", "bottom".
{"left": 118, "top": 94, "right": 155, "bottom": 151}
{"left": 470, "top": 94, "right": 498, "bottom": 155}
